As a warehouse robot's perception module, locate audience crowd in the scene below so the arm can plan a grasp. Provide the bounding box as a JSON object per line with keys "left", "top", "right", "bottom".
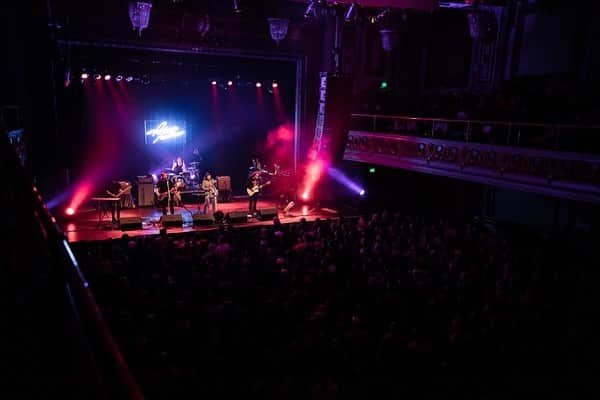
{"left": 73, "top": 213, "right": 564, "bottom": 398}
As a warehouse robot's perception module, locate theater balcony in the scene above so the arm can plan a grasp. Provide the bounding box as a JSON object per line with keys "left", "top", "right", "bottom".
{"left": 344, "top": 114, "right": 600, "bottom": 203}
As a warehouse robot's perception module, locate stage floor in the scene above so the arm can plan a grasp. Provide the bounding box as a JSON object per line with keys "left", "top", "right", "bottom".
{"left": 62, "top": 197, "right": 341, "bottom": 242}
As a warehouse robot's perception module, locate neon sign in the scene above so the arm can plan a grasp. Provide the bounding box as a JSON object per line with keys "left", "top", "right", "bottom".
{"left": 145, "top": 120, "right": 186, "bottom": 144}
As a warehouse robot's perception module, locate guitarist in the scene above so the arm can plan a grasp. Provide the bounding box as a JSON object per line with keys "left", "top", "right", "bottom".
{"left": 156, "top": 172, "right": 175, "bottom": 215}
{"left": 201, "top": 171, "right": 218, "bottom": 214}
{"left": 246, "top": 171, "right": 261, "bottom": 215}
{"left": 246, "top": 171, "right": 271, "bottom": 215}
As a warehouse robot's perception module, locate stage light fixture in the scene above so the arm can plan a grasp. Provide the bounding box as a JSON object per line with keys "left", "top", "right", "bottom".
{"left": 227, "top": 80, "right": 233, "bottom": 86}
{"left": 233, "top": 0, "right": 242, "bottom": 13}
{"left": 94, "top": 74, "right": 102, "bottom": 80}
{"left": 379, "top": 81, "right": 388, "bottom": 89}
{"left": 104, "top": 74, "right": 111, "bottom": 81}
{"left": 256, "top": 82, "right": 262, "bottom": 88}
{"left": 344, "top": 3, "right": 358, "bottom": 22}
{"left": 359, "top": 189, "right": 365, "bottom": 196}
{"left": 125, "top": 76, "right": 134, "bottom": 82}
{"left": 369, "top": 167, "right": 376, "bottom": 173}
{"left": 304, "top": 1, "right": 316, "bottom": 18}
{"left": 116, "top": 75, "right": 123, "bottom": 81}
{"left": 81, "top": 73, "right": 89, "bottom": 80}
{"left": 65, "top": 207, "right": 75, "bottom": 216}
{"left": 211, "top": 80, "right": 217, "bottom": 85}
{"left": 272, "top": 81, "right": 278, "bottom": 88}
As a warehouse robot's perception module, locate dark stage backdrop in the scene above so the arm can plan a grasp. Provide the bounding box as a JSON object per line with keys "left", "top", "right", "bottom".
{"left": 66, "top": 79, "right": 294, "bottom": 195}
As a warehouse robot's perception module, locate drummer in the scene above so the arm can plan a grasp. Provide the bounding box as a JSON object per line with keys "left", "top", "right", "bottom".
{"left": 171, "top": 157, "right": 187, "bottom": 174}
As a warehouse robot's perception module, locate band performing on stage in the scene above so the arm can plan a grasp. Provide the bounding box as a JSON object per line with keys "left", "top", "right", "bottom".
{"left": 91, "top": 155, "right": 292, "bottom": 228}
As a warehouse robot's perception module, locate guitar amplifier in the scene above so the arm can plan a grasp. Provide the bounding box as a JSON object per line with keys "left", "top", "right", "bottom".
{"left": 217, "top": 176, "right": 232, "bottom": 202}
{"left": 137, "top": 175, "right": 154, "bottom": 184}
{"left": 138, "top": 183, "right": 155, "bottom": 207}
{"left": 217, "top": 176, "right": 231, "bottom": 191}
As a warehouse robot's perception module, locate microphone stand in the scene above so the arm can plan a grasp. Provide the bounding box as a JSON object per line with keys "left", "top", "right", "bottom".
{"left": 166, "top": 175, "right": 172, "bottom": 212}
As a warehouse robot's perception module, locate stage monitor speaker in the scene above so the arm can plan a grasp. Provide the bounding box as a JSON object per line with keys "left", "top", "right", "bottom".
{"left": 120, "top": 217, "right": 142, "bottom": 231}
{"left": 259, "top": 208, "right": 278, "bottom": 220}
{"left": 228, "top": 211, "right": 248, "bottom": 223}
{"left": 160, "top": 214, "right": 183, "bottom": 227}
{"left": 193, "top": 213, "right": 215, "bottom": 225}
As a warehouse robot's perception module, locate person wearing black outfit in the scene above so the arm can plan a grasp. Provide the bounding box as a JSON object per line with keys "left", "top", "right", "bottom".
{"left": 171, "top": 157, "right": 186, "bottom": 174}
{"left": 156, "top": 172, "right": 175, "bottom": 215}
{"left": 105, "top": 181, "right": 122, "bottom": 224}
{"left": 246, "top": 171, "right": 261, "bottom": 215}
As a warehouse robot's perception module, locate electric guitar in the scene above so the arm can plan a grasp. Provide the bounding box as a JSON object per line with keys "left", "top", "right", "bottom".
{"left": 246, "top": 181, "right": 271, "bottom": 196}
{"left": 156, "top": 187, "right": 178, "bottom": 201}
{"left": 106, "top": 183, "right": 132, "bottom": 198}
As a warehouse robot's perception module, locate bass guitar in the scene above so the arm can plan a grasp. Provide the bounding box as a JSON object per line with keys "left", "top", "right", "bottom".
{"left": 246, "top": 180, "right": 271, "bottom": 196}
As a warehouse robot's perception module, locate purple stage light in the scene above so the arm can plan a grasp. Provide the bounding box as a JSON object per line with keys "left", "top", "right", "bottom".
{"left": 328, "top": 167, "right": 364, "bottom": 195}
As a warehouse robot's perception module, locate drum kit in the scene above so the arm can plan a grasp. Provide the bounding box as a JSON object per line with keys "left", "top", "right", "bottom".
{"left": 162, "top": 161, "right": 202, "bottom": 190}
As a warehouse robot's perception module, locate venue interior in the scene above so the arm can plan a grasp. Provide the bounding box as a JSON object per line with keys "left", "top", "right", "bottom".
{"left": 3, "top": 0, "right": 600, "bottom": 398}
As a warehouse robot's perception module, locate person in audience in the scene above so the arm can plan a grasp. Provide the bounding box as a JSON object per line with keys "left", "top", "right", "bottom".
{"left": 72, "top": 210, "right": 556, "bottom": 398}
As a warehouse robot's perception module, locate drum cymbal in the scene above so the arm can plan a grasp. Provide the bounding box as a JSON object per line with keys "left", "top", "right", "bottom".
{"left": 189, "top": 162, "right": 201, "bottom": 167}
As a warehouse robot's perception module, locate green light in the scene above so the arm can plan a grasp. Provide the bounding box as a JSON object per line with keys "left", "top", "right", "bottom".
{"left": 379, "top": 81, "right": 388, "bottom": 89}
{"left": 369, "top": 167, "right": 376, "bottom": 173}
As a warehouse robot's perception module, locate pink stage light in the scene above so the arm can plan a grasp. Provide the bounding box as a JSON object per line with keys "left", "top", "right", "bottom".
{"left": 256, "top": 82, "right": 262, "bottom": 88}
{"left": 67, "top": 181, "right": 93, "bottom": 218}
{"left": 272, "top": 82, "right": 278, "bottom": 88}
{"left": 302, "top": 192, "right": 309, "bottom": 200}
{"left": 211, "top": 80, "right": 217, "bottom": 86}
{"left": 94, "top": 74, "right": 102, "bottom": 80}
{"left": 81, "top": 73, "right": 89, "bottom": 80}
{"left": 65, "top": 207, "right": 75, "bottom": 216}
{"left": 104, "top": 74, "right": 111, "bottom": 81}
{"left": 227, "top": 80, "right": 233, "bottom": 86}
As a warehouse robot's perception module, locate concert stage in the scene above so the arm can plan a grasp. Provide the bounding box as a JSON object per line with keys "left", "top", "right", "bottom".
{"left": 62, "top": 197, "right": 342, "bottom": 242}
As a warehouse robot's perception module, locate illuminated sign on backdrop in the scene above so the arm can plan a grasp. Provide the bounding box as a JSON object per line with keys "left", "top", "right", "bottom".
{"left": 144, "top": 120, "right": 186, "bottom": 144}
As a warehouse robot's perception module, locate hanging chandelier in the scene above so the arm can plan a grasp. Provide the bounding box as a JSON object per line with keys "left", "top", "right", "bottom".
{"left": 267, "top": 18, "right": 290, "bottom": 45}
{"left": 129, "top": 2, "right": 153, "bottom": 37}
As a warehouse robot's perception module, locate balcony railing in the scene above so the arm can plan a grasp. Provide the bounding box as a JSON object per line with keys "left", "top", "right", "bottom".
{"left": 344, "top": 130, "right": 600, "bottom": 203}
{"left": 350, "top": 113, "right": 600, "bottom": 154}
